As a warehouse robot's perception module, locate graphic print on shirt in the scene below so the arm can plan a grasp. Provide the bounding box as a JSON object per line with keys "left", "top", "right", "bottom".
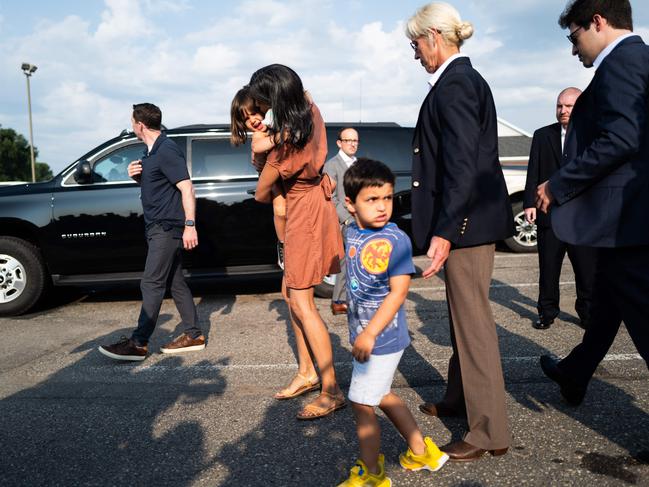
{"left": 345, "top": 223, "right": 414, "bottom": 354}
{"left": 360, "top": 238, "right": 392, "bottom": 274}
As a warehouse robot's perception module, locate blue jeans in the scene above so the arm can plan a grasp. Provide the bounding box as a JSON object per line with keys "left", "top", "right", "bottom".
{"left": 131, "top": 224, "right": 201, "bottom": 345}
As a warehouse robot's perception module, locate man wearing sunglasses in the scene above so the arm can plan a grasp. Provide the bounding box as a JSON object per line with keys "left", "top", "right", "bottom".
{"left": 536, "top": 0, "right": 649, "bottom": 405}
{"left": 324, "top": 127, "right": 360, "bottom": 315}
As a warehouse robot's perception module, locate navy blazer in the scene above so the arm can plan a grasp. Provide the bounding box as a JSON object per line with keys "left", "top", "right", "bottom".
{"left": 549, "top": 35, "right": 649, "bottom": 247}
{"left": 523, "top": 123, "right": 562, "bottom": 228}
{"left": 411, "top": 57, "right": 513, "bottom": 250}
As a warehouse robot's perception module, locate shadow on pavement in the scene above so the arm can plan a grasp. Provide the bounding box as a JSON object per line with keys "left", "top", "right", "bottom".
{"left": 0, "top": 328, "right": 227, "bottom": 487}
{"left": 407, "top": 275, "right": 649, "bottom": 484}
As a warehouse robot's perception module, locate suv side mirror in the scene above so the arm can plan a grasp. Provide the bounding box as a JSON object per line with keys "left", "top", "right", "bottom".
{"left": 74, "top": 160, "right": 93, "bottom": 184}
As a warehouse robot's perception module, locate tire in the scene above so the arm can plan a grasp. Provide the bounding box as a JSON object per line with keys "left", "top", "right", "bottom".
{"left": 504, "top": 201, "right": 538, "bottom": 253}
{"left": 0, "top": 237, "right": 47, "bottom": 316}
{"left": 314, "top": 274, "right": 335, "bottom": 299}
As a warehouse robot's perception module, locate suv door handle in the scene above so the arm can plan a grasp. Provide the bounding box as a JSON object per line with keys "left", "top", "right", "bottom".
{"left": 246, "top": 189, "right": 256, "bottom": 195}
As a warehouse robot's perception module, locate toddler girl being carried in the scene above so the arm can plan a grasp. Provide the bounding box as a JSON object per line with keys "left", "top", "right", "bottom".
{"left": 230, "top": 86, "right": 286, "bottom": 268}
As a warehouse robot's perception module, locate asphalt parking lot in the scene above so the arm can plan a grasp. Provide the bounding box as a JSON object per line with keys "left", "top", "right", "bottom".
{"left": 1, "top": 251, "right": 648, "bottom": 487}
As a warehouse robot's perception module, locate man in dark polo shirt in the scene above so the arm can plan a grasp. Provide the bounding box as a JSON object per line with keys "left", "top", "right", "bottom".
{"left": 99, "top": 103, "right": 205, "bottom": 361}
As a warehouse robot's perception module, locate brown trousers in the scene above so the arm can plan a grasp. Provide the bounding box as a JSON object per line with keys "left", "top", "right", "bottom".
{"left": 440, "top": 244, "right": 510, "bottom": 450}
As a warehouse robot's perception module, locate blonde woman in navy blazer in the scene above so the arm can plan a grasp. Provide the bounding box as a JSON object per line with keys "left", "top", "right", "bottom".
{"left": 406, "top": 2, "right": 513, "bottom": 462}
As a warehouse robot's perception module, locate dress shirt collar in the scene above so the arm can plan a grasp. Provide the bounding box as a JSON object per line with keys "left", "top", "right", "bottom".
{"left": 428, "top": 53, "right": 469, "bottom": 90}
{"left": 338, "top": 149, "right": 356, "bottom": 167}
{"left": 593, "top": 32, "right": 635, "bottom": 68}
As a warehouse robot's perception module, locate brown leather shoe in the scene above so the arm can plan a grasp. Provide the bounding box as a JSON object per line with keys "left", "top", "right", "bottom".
{"left": 160, "top": 334, "right": 206, "bottom": 354}
{"left": 419, "top": 402, "right": 466, "bottom": 418}
{"left": 331, "top": 302, "right": 348, "bottom": 315}
{"left": 441, "top": 440, "right": 508, "bottom": 462}
{"left": 98, "top": 336, "right": 147, "bottom": 361}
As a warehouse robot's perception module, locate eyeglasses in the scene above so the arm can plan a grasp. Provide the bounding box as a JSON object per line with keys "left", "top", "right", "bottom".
{"left": 340, "top": 139, "right": 359, "bottom": 144}
{"left": 567, "top": 25, "right": 584, "bottom": 45}
{"left": 410, "top": 30, "right": 440, "bottom": 51}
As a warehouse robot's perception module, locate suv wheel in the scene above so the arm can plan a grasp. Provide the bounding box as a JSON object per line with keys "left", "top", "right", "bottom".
{"left": 0, "top": 237, "right": 47, "bottom": 316}
{"left": 314, "top": 274, "right": 335, "bottom": 299}
{"left": 504, "top": 201, "right": 538, "bottom": 253}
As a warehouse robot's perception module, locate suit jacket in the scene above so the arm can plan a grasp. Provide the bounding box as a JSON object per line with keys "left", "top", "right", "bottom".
{"left": 411, "top": 57, "right": 514, "bottom": 250}
{"left": 523, "top": 123, "right": 562, "bottom": 228}
{"left": 323, "top": 152, "right": 352, "bottom": 224}
{"left": 549, "top": 35, "right": 649, "bottom": 247}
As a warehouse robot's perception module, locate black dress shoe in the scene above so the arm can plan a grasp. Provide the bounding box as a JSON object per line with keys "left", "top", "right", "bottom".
{"left": 539, "top": 355, "right": 587, "bottom": 406}
{"left": 533, "top": 317, "right": 554, "bottom": 330}
{"left": 441, "top": 440, "right": 508, "bottom": 462}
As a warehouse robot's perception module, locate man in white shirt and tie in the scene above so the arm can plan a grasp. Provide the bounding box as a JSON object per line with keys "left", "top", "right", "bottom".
{"left": 523, "top": 87, "right": 597, "bottom": 330}
{"left": 324, "top": 127, "right": 359, "bottom": 315}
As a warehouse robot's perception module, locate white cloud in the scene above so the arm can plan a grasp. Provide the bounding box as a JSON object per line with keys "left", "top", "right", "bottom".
{"left": 193, "top": 44, "right": 241, "bottom": 74}
{"left": 2, "top": 1, "right": 647, "bottom": 175}
{"left": 143, "top": 0, "right": 191, "bottom": 13}
{"left": 95, "top": 0, "right": 153, "bottom": 42}
{"left": 635, "top": 26, "right": 649, "bottom": 40}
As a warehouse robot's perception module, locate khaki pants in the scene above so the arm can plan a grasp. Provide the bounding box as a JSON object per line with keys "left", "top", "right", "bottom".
{"left": 440, "top": 243, "right": 510, "bottom": 450}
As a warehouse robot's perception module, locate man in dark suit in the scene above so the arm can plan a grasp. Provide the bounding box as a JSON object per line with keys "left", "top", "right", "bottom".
{"left": 537, "top": 0, "right": 649, "bottom": 406}
{"left": 406, "top": 2, "right": 513, "bottom": 461}
{"left": 323, "top": 127, "right": 359, "bottom": 315}
{"left": 523, "top": 87, "right": 597, "bottom": 330}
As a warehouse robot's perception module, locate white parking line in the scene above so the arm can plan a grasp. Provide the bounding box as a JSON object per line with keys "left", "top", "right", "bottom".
{"left": 108, "top": 352, "right": 642, "bottom": 372}
{"left": 408, "top": 280, "right": 576, "bottom": 293}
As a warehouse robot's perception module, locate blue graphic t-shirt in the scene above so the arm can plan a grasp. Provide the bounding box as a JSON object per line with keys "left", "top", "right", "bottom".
{"left": 346, "top": 222, "right": 415, "bottom": 355}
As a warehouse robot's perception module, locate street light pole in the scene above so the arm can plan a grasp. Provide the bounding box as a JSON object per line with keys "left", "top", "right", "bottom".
{"left": 21, "top": 63, "right": 37, "bottom": 183}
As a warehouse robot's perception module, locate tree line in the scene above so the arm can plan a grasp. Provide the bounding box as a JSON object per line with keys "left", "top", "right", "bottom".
{"left": 0, "top": 125, "right": 53, "bottom": 182}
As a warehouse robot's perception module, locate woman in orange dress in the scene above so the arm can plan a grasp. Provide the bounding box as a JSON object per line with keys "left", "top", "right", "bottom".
{"left": 250, "top": 64, "right": 345, "bottom": 419}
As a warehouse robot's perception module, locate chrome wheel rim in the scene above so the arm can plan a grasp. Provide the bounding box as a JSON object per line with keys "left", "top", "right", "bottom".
{"left": 512, "top": 210, "right": 537, "bottom": 248}
{"left": 0, "top": 254, "right": 27, "bottom": 303}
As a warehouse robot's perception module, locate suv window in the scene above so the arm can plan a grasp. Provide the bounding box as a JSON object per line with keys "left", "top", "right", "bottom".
{"left": 93, "top": 143, "right": 146, "bottom": 182}
{"left": 325, "top": 127, "right": 413, "bottom": 173}
{"left": 190, "top": 138, "right": 258, "bottom": 180}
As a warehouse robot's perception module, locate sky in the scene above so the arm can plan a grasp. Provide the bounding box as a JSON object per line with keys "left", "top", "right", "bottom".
{"left": 1, "top": 0, "right": 648, "bottom": 174}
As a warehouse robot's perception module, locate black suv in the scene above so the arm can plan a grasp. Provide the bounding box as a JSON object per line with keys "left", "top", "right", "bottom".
{"left": 0, "top": 123, "right": 418, "bottom": 316}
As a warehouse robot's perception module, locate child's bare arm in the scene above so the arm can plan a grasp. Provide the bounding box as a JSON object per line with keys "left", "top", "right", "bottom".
{"left": 251, "top": 131, "right": 275, "bottom": 154}
{"left": 352, "top": 274, "right": 411, "bottom": 362}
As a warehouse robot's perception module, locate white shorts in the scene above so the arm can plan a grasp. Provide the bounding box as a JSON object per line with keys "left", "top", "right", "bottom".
{"left": 348, "top": 350, "right": 404, "bottom": 406}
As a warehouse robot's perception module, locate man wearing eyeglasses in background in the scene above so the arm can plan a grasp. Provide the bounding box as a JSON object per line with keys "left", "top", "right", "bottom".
{"left": 536, "top": 0, "right": 649, "bottom": 406}
{"left": 324, "top": 127, "right": 360, "bottom": 315}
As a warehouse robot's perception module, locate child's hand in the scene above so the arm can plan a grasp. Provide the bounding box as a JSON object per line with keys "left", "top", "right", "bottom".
{"left": 352, "top": 331, "right": 376, "bottom": 363}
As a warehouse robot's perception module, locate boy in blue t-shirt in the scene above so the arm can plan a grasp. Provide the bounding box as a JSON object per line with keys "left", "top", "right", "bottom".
{"left": 337, "top": 158, "right": 448, "bottom": 487}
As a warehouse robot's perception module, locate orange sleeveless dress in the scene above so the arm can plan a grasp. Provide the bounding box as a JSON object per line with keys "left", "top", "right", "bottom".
{"left": 266, "top": 104, "right": 343, "bottom": 289}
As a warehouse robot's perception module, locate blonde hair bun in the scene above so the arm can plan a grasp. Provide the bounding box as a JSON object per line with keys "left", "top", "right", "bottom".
{"left": 456, "top": 21, "right": 474, "bottom": 41}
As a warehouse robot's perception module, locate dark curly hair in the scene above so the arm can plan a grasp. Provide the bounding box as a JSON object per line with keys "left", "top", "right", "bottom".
{"left": 559, "top": 0, "right": 633, "bottom": 30}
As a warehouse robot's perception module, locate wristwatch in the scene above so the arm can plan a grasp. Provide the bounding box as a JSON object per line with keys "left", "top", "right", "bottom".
{"left": 184, "top": 220, "right": 195, "bottom": 227}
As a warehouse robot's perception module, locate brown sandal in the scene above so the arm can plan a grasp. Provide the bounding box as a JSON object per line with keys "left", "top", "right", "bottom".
{"left": 274, "top": 373, "right": 321, "bottom": 400}
{"left": 296, "top": 391, "right": 346, "bottom": 420}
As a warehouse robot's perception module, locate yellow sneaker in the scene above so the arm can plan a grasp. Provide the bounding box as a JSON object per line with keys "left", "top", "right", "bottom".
{"left": 399, "top": 436, "right": 449, "bottom": 472}
{"left": 337, "top": 454, "right": 392, "bottom": 487}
